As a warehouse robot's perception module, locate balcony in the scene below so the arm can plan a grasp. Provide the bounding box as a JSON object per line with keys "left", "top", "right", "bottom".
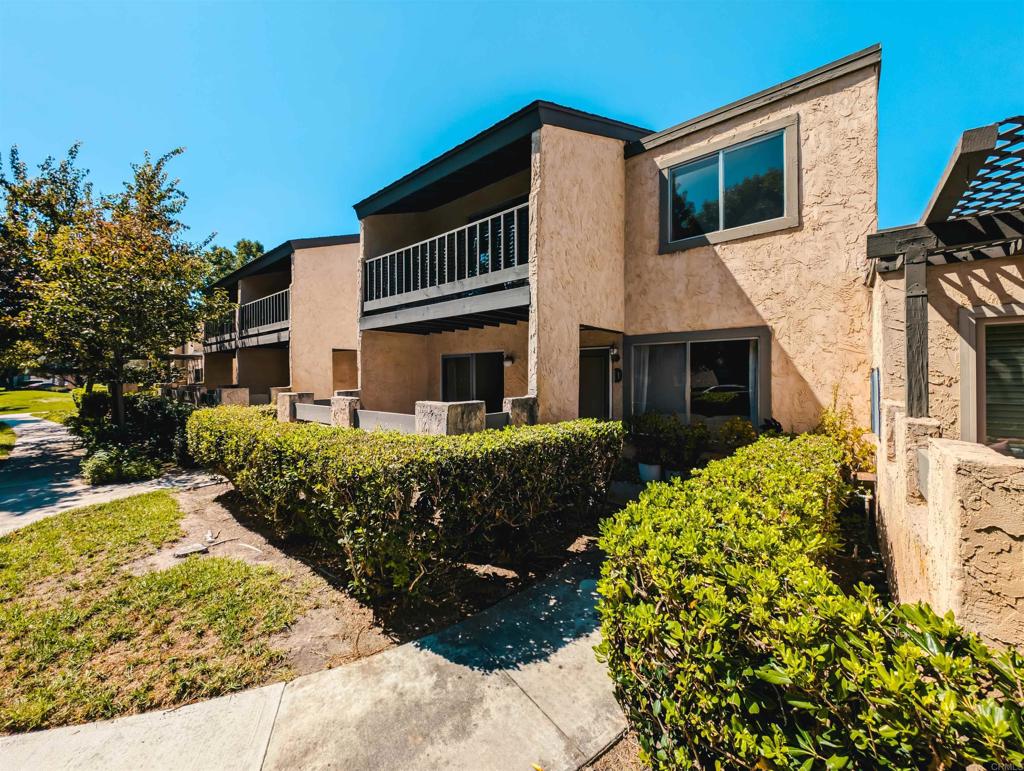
{"left": 204, "top": 288, "right": 290, "bottom": 351}
{"left": 360, "top": 202, "right": 530, "bottom": 331}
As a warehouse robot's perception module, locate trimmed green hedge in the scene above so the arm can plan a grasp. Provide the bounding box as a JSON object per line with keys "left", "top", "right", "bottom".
{"left": 187, "top": 406, "right": 622, "bottom": 598}
{"left": 597, "top": 435, "right": 1024, "bottom": 769}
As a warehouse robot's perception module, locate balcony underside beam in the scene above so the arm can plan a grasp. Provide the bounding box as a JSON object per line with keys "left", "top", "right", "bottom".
{"left": 360, "top": 285, "right": 531, "bottom": 334}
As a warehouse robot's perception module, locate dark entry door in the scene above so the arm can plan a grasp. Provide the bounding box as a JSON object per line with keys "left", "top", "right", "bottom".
{"left": 442, "top": 352, "right": 504, "bottom": 412}
{"left": 579, "top": 348, "right": 610, "bottom": 419}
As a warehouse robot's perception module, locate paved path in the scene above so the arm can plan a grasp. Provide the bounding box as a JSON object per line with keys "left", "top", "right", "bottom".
{"left": 0, "top": 553, "right": 625, "bottom": 771}
{"left": 0, "top": 414, "right": 223, "bottom": 536}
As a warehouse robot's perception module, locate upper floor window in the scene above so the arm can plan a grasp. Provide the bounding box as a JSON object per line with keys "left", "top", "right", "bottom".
{"left": 659, "top": 115, "right": 799, "bottom": 253}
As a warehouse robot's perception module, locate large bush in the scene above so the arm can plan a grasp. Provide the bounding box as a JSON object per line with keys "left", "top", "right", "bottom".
{"left": 597, "top": 435, "right": 1024, "bottom": 769}
{"left": 187, "top": 406, "right": 622, "bottom": 598}
{"left": 80, "top": 445, "right": 161, "bottom": 485}
{"left": 68, "top": 391, "right": 195, "bottom": 464}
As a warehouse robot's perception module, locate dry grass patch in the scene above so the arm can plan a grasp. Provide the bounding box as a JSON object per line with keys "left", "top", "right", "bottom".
{"left": 0, "top": 491, "right": 306, "bottom": 733}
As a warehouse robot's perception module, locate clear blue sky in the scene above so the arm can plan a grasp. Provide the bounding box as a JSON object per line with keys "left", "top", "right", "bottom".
{"left": 1, "top": 1, "right": 1021, "bottom": 251}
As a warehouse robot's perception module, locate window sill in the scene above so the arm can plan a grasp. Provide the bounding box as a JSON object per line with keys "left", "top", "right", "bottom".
{"left": 659, "top": 213, "right": 800, "bottom": 255}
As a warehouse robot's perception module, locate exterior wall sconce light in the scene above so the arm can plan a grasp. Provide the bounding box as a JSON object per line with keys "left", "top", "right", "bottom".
{"left": 609, "top": 344, "right": 621, "bottom": 362}
{"left": 503, "top": 353, "right": 515, "bottom": 368}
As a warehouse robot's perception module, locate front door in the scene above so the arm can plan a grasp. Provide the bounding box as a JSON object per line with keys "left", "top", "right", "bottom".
{"left": 441, "top": 352, "right": 504, "bottom": 412}
{"left": 579, "top": 348, "right": 610, "bottom": 419}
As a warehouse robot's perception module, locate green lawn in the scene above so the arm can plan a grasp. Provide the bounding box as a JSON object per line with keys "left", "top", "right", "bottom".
{"left": 0, "top": 389, "right": 76, "bottom": 423}
{"left": 0, "top": 491, "right": 307, "bottom": 733}
{"left": 0, "top": 422, "right": 13, "bottom": 460}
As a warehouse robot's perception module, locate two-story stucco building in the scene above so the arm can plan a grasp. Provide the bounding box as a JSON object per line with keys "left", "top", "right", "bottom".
{"left": 350, "top": 45, "right": 880, "bottom": 433}
{"left": 202, "top": 235, "right": 361, "bottom": 403}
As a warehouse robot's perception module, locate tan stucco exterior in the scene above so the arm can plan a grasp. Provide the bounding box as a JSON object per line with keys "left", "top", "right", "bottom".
{"left": 203, "top": 351, "right": 234, "bottom": 388}
{"left": 359, "top": 323, "right": 528, "bottom": 413}
{"left": 624, "top": 66, "right": 879, "bottom": 432}
{"left": 529, "top": 125, "right": 627, "bottom": 423}
{"left": 289, "top": 241, "right": 361, "bottom": 399}
{"left": 234, "top": 347, "right": 289, "bottom": 395}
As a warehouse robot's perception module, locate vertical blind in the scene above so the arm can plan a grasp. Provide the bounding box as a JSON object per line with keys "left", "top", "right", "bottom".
{"left": 984, "top": 322, "right": 1024, "bottom": 456}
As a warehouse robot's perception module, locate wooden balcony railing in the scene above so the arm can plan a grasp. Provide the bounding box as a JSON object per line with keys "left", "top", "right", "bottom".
{"left": 362, "top": 202, "right": 529, "bottom": 313}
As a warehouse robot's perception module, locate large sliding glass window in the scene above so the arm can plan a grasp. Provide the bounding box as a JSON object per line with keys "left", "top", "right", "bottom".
{"left": 669, "top": 131, "right": 785, "bottom": 242}
{"left": 632, "top": 336, "right": 759, "bottom": 423}
{"left": 982, "top": 321, "right": 1024, "bottom": 458}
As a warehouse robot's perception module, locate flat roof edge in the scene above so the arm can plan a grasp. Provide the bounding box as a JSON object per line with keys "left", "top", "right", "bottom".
{"left": 625, "top": 44, "right": 882, "bottom": 158}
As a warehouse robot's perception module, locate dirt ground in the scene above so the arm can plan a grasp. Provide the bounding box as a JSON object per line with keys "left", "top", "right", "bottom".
{"left": 128, "top": 484, "right": 394, "bottom": 675}
{"left": 134, "top": 482, "right": 604, "bottom": 678}
{"left": 585, "top": 731, "right": 646, "bottom": 771}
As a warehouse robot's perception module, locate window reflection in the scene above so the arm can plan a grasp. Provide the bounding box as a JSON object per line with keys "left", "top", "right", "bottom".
{"left": 670, "top": 155, "right": 719, "bottom": 241}
{"left": 723, "top": 133, "right": 784, "bottom": 229}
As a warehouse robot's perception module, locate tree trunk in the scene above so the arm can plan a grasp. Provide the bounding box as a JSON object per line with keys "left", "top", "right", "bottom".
{"left": 84, "top": 377, "right": 94, "bottom": 395}
{"left": 111, "top": 381, "right": 125, "bottom": 430}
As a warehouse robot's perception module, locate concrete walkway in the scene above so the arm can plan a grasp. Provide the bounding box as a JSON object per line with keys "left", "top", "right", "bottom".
{"left": 0, "top": 414, "right": 223, "bottom": 536}
{"left": 0, "top": 554, "right": 626, "bottom": 771}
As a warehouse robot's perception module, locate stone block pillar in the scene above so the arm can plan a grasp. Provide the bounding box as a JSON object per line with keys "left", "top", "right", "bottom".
{"left": 331, "top": 395, "right": 361, "bottom": 428}
{"left": 216, "top": 386, "right": 250, "bottom": 406}
{"left": 277, "top": 391, "right": 313, "bottom": 423}
{"left": 415, "top": 400, "right": 485, "bottom": 435}
{"left": 503, "top": 396, "right": 539, "bottom": 426}
{"left": 269, "top": 386, "right": 292, "bottom": 405}
{"left": 334, "top": 389, "right": 361, "bottom": 398}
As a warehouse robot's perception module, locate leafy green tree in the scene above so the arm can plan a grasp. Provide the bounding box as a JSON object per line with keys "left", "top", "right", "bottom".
{"left": 0, "top": 144, "right": 93, "bottom": 370}
{"left": 27, "top": 149, "right": 230, "bottom": 426}
{"left": 205, "top": 237, "right": 264, "bottom": 286}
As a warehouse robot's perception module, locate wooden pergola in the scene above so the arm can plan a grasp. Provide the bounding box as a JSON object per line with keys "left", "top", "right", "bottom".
{"left": 866, "top": 116, "right": 1024, "bottom": 418}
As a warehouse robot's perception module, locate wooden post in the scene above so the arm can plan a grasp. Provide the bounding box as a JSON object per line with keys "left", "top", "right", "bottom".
{"left": 905, "top": 244, "right": 929, "bottom": 418}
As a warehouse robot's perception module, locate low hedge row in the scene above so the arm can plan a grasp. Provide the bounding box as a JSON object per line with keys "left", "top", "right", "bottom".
{"left": 187, "top": 406, "right": 622, "bottom": 598}
{"left": 597, "top": 435, "right": 1024, "bottom": 769}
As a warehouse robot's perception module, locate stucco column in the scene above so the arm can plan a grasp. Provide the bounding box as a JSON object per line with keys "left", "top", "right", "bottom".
{"left": 896, "top": 414, "right": 942, "bottom": 501}
{"left": 277, "top": 391, "right": 313, "bottom": 423}
{"left": 330, "top": 395, "right": 360, "bottom": 428}
{"left": 415, "top": 400, "right": 485, "bottom": 435}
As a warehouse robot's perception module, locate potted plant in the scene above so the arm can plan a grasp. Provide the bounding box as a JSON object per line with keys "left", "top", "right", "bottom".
{"left": 627, "top": 412, "right": 674, "bottom": 483}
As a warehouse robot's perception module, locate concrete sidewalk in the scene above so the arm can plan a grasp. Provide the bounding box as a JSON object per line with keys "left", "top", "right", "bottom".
{"left": 0, "top": 554, "right": 625, "bottom": 771}
{"left": 0, "top": 414, "right": 223, "bottom": 536}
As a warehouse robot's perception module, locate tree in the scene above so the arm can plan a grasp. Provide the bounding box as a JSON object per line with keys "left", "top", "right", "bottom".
{"left": 204, "top": 237, "right": 264, "bottom": 286}
{"left": 27, "top": 148, "right": 230, "bottom": 426}
{"left": 0, "top": 144, "right": 92, "bottom": 369}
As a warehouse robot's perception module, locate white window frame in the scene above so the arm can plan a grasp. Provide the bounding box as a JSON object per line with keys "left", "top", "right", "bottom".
{"left": 658, "top": 114, "right": 800, "bottom": 254}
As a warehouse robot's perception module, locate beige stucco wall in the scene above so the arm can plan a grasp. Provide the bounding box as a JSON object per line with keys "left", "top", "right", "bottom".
{"left": 530, "top": 125, "right": 627, "bottom": 422}
{"left": 873, "top": 256, "right": 1024, "bottom": 439}
{"left": 624, "top": 66, "right": 879, "bottom": 432}
{"left": 876, "top": 396, "right": 1024, "bottom": 648}
{"left": 358, "top": 330, "right": 432, "bottom": 413}
{"left": 289, "top": 242, "right": 361, "bottom": 400}
{"left": 359, "top": 323, "right": 528, "bottom": 413}
{"left": 203, "top": 351, "right": 234, "bottom": 388}
{"left": 238, "top": 271, "right": 289, "bottom": 304}
{"left": 332, "top": 349, "right": 358, "bottom": 392}
{"left": 235, "top": 347, "right": 289, "bottom": 395}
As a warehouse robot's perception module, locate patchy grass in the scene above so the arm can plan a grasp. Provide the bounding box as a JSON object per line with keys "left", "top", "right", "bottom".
{"left": 0, "top": 421, "right": 13, "bottom": 460}
{"left": 0, "top": 389, "right": 76, "bottom": 423}
{"left": 0, "top": 491, "right": 306, "bottom": 733}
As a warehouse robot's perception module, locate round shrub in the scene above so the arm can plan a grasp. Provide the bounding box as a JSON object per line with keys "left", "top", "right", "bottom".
{"left": 597, "top": 435, "right": 1024, "bottom": 769}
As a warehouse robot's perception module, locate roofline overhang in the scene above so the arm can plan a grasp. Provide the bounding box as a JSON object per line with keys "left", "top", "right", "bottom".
{"left": 213, "top": 234, "right": 359, "bottom": 289}
{"left": 352, "top": 100, "right": 652, "bottom": 220}
{"left": 624, "top": 43, "right": 882, "bottom": 158}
